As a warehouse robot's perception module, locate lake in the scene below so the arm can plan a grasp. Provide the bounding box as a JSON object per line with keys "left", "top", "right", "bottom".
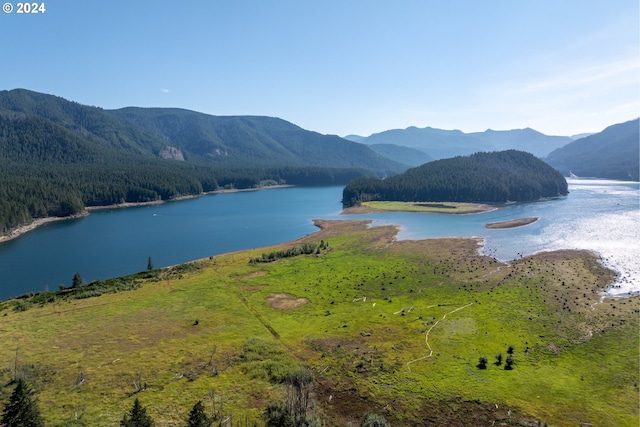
{"left": 0, "top": 179, "right": 638, "bottom": 300}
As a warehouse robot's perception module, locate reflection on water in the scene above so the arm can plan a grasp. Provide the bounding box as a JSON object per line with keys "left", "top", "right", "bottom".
{"left": 368, "top": 179, "right": 639, "bottom": 297}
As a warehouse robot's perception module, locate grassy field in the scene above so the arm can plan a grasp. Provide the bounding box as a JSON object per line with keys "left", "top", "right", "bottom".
{"left": 0, "top": 220, "right": 638, "bottom": 426}
{"left": 343, "top": 201, "right": 496, "bottom": 214}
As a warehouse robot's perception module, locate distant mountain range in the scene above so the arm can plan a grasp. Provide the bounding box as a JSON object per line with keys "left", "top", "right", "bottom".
{"left": 544, "top": 119, "right": 639, "bottom": 181}
{"left": 346, "top": 126, "right": 574, "bottom": 159}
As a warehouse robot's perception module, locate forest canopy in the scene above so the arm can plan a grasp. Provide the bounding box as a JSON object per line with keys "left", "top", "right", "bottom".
{"left": 342, "top": 150, "right": 568, "bottom": 207}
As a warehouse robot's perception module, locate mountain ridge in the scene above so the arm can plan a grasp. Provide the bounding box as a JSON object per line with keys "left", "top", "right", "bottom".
{"left": 544, "top": 118, "right": 639, "bottom": 181}
{"left": 351, "top": 125, "right": 573, "bottom": 159}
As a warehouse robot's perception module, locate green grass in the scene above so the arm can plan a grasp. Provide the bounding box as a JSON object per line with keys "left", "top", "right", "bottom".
{"left": 359, "top": 200, "right": 495, "bottom": 214}
{"left": 0, "top": 221, "right": 637, "bottom": 426}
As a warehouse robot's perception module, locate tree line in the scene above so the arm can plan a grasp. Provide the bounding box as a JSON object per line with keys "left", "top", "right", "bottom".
{"left": 1, "top": 378, "right": 391, "bottom": 427}
{"left": 0, "top": 157, "right": 368, "bottom": 235}
{"left": 249, "top": 241, "right": 328, "bottom": 265}
{"left": 342, "top": 150, "right": 568, "bottom": 207}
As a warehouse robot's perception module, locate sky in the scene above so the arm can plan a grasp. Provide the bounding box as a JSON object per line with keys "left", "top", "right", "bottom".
{"left": 1, "top": 1, "right": 638, "bottom": 137}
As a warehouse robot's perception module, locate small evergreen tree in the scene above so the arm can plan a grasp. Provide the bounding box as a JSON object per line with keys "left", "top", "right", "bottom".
{"left": 264, "top": 401, "right": 293, "bottom": 427}
{"left": 121, "top": 398, "right": 154, "bottom": 427}
{"left": 505, "top": 354, "right": 515, "bottom": 370}
{"left": 361, "top": 412, "right": 391, "bottom": 427}
{"left": 495, "top": 353, "right": 503, "bottom": 366}
{"left": 477, "top": 356, "right": 488, "bottom": 369}
{"left": 147, "top": 257, "right": 154, "bottom": 271}
{"left": 187, "top": 401, "right": 212, "bottom": 427}
{"left": 72, "top": 272, "right": 83, "bottom": 288}
{"left": 1, "top": 378, "right": 45, "bottom": 427}
{"left": 507, "top": 345, "right": 515, "bottom": 355}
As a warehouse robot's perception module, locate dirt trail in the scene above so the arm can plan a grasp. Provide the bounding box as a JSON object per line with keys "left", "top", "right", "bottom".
{"left": 406, "top": 302, "right": 474, "bottom": 371}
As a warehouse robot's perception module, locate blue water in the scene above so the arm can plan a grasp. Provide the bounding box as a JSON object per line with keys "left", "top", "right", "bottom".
{"left": 0, "top": 179, "right": 638, "bottom": 300}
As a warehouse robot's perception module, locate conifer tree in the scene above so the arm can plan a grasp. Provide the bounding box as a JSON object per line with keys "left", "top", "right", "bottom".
{"left": 120, "top": 398, "right": 154, "bottom": 427}
{"left": 186, "top": 400, "right": 212, "bottom": 427}
{"left": 72, "top": 272, "right": 82, "bottom": 288}
{"left": 0, "top": 378, "right": 45, "bottom": 427}
{"left": 147, "top": 257, "right": 154, "bottom": 271}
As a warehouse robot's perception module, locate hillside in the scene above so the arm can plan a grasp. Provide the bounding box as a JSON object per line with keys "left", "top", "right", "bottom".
{"left": 366, "top": 143, "right": 435, "bottom": 167}
{"left": 0, "top": 221, "right": 636, "bottom": 426}
{"left": 109, "top": 107, "right": 404, "bottom": 171}
{"left": 544, "top": 119, "right": 639, "bottom": 181}
{"left": 343, "top": 150, "right": 568, "bottom": 207}
{"left": 353, "top": 125, "right": 572, "bottom": 159}
{"left": 0, "top": 89, "right": 404, "bottom": 235}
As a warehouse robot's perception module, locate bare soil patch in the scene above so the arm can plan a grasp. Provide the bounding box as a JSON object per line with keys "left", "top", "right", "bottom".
{"left": 239, "top": 271, "right": 268, "bottom": 280}
{"left": 265, "top": 293, "right": 310, "bottom": 310}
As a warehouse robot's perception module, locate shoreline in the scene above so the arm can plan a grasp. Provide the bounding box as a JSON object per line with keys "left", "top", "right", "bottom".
{"left": 0, "top": 184, "right": 293, "bottom": 244}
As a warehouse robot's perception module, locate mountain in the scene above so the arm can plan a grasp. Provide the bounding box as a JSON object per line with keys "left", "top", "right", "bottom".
{"left": 544, "top": 119, "right": 639, "bottom": 181}
{"left": 366, "top": 143, "right": 435, "bottom": 167}
{"left": 343, "top": 134, "right": 366, "bottom": 143}
{"left": 569, "top": 133, "right": 595, "bottom": 140}
{"left": 0, "top": 89, "right": 404, "bottom": 172}
{"left": 356, "top": 125, "right": 572, "bottom": 159}
{"left": 108, "top": 107, "right": 404, "bottom": 171}
{"left": 468, "top": 128, "right": 572, "bottom": 157}
{"left": 343, "top": 150, "right": 568, "bottom": 207}
{"left": 0, "top": 89, "right": 406, "bottom": 234}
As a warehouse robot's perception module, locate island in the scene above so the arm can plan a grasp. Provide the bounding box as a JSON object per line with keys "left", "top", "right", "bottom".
{"left": 342, "top": 150, "right": 568, "bottom": 207}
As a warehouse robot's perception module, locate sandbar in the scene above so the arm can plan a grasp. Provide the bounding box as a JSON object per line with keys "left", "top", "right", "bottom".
{"left": 485, "top": 217, "right": 538, "bottom": 229}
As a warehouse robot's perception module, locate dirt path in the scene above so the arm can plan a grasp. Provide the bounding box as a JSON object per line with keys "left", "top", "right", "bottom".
{"left": 406, "top": 302, "right": 474, "bottom": 371}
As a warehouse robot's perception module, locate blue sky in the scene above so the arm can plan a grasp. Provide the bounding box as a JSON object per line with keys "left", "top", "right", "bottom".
{"left": 1, "top": 1, "right": 638, "bottom": 137}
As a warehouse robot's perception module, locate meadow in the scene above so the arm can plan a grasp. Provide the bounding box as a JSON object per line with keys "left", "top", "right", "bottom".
{"left": 342, "top": 201, "right": 495, "bottom": 214}
{"left": 0, "top": 220, "right": 637, "bottom": 426}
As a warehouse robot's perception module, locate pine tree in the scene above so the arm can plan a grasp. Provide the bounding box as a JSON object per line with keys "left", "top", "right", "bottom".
{"left": 72, "top": 272, "right": 82, "bottom": 288}
{"left": 1, "top": 378, "right": 45, "bottom": 427}
{"left": 147, "top": 257, "right": 154, "bottom": 271}
{"left": 120, "top": 398, "right": 154, "bottom": 427}
{"left": 186, "top": 400, "right": 212, "bottom": 427}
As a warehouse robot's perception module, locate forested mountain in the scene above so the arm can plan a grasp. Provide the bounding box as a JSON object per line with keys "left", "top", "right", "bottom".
{"left": 0, "top": 89, "right": 402, "bottom": 234}
{"left": 108, "top": 107, "right": 404, "bottom": 171}
{"left": 349, "top": 126, "right": 572, "bottom": 159}
{"left": 0, "top": 89, "right": 404, "bottom": 172}
{"left": 342, "top": 150, "right": 568, "bottom": 207}
{"left": 366, "top": 143, "right": 435, "bottom": 167}
{"left": 544, "top": 119, "right": 639, "bottom": 181}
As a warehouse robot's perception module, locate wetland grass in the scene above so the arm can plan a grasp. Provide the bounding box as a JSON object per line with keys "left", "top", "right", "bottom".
{"left": 0, "top": 220, "right": 637, "bottom": 426}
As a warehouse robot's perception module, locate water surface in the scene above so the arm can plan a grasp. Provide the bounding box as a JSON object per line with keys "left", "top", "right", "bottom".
{"left": 0, "top": 179, "right": 637, "bottom": 300}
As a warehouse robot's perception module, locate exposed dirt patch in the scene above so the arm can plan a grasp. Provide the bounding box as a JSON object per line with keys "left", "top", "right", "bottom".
{"left": 308, "top": 219, "right": 373, "bottom": 239}
{"left": 315, "top": 377, "right": 539, "bottom": 427}
{"left": 240, "top": 284, "right": 265, "bottom": 292}
{"left": 266, "top": 293, "right": 310, "bottom": 310}
{"left": 239, "top": 271, "right": 268, "bottom": 279}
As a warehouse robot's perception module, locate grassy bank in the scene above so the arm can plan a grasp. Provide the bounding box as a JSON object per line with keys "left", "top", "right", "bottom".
{"left": 0, "top": 220, "right": 637, "bottom": 426}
